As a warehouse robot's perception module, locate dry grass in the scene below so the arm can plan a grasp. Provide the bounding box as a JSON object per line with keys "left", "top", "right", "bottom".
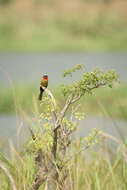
{"left": 0, "top": 0, "right": 127, "bottom": 22}
{"left": 1, "top": 133, "right": 127, "bottom": 190}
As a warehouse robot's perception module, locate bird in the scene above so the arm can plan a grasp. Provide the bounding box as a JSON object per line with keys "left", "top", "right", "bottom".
{"left": 38, "top": 74, "right": 48, "bottom": 100}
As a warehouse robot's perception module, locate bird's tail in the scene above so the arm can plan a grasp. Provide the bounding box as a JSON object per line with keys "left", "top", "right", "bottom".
{"left": 38, "top": 87, "right": 44, "bottom": 101}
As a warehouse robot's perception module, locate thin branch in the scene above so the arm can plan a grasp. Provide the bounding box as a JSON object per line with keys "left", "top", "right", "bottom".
{"left": 41, "top": 88, "right": 59, "bottom": 160}
{"left": 52, "top": 127, "right": 58, "bottom": 159}
{"left": 0, "top": 162, "right": 17, "bottom": 190}
{"left": 51, "top": 95, "right": 73, "bottom": 159}
{"left": 41, "top": 87, "right": 58, "bottom": 121}
{"left": 28, "top": 126, "right": 36, "bottom": 140}
{"left": 69, "top": 82, "right": 106, "bottom": 104}
{"left": 52, "top": 94, "right": 79, "bottom": 158}
{"left": 54, "top": 95, "right": 74, "bottom": 131}
{"left": 29, "top": 175, "right": 46, "bottom": 190}
{"left": 43, "top": 88, "right": 57, "bottom": 108}
{"left": 71, "top": 95, "right": 81, "bottom": 104}
{"left": 60, "top": 95, "right": 74, "bottom": 119}
{"left": 70, "top": 104, "right": 81, "bottom": 122}
{"left": 29, "top": 150, "right": 48, "bottom": 190}
{"left": 40, "top": 87, "right": 59, "bottom": 159}
{"left": 89, "top": 82, "right": 106, "bottom": 90}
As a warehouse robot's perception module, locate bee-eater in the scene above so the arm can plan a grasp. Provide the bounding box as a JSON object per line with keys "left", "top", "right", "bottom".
{"left": 38, "top": 74, "right": 48, "bottom": 100}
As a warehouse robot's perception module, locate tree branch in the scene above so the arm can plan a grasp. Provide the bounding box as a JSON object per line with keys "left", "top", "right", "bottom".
{"left": 29, "top": 149, "right": 47, "bottom": 190}
{"left": 70, "top": 104, "right": 81, "bottom": 122}
{"left": 43, "top": 82, "right": 106, "bottom": 160}
{"left": 71, "top": 82, "right": 106, "bottom": 104}
{"left": 42, "top": 88, "right": 57, "bottom": 108}
{"left": 52, "top": 127, "right": 58, "bottom": 159}
{"left": 41, "top": 87, "right": 58, "bottom": 120}
{"left": 28, "top": 126, "right": 36, "bottom": 140}
{"left": 29, "top": 173, "right": 46, "bottom": 190}
{"left": 71, "top": 95, "right": 81, "bottom": 104}
{"left": 54, "top": 95, "right": 74, "bottom": 131}
{"left": 40, "top": 87, "right": 59, "bottom": 159}
{"left": 51, "top": 95, "right": 73, "bottom": 160}
{"left": 89, "top": 82, "right": 106, "bottom": 90}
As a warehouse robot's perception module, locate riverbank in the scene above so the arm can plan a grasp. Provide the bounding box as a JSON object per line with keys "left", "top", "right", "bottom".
{"left": 0, "top": 84, "right": 126, "bottom": 119}
{"left": 0, "top": 0, "right": 127, "bottom": 51}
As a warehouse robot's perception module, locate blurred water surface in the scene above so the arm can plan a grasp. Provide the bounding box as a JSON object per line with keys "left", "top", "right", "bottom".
{"left": 0, "top": 115, "right": 127, "bottom": 150}
{"left": 0, "top": 53, "right": 127, "bottom": 86}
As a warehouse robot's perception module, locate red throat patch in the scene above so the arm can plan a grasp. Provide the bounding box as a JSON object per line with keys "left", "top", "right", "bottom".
{"left": 42, "top": 76, "right": 48, "bottom": 80}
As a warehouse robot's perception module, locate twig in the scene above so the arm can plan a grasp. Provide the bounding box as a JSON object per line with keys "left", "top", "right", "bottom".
{"left": 29, "top": 150, "right": 48, "bottom": 190}
{"left": 52, "top": 93, "right": 80, "bottom": 159}
{"left": 89, "top": 82, "right": 106, "bottom": 90}
{"left": 71, "top": 95, "right": 81, "bottom": 104}
{"left": 70, "top": 104, "right": 81, "bottom": 122}
{"left": 70, "top": 82, "right": 105, "bottom": 104}
{"left": 44, "top": 88, "right": 57, "bottom": 108}
{"left": 54, "top": 95, "right": 74, "bottom": 131}
{"left": 60, "top": 95, "right": 74, "bottom": 120}
{"left": 28, "top": 126, "right": 36, "bottom": 140}
{"left": 0, "top": 162, "right": 17, "bottom": 190}
{"left": 51, "top": 95, "right": 73, "bottom": 159}
{"left": 43, "top": 87, "right": 58, "bottom": 121}
{"left": 52, "top": 127, "right": 58, "bottom": 159}
{"left": 42, "top": 87, "right": 58, "bottom": 160}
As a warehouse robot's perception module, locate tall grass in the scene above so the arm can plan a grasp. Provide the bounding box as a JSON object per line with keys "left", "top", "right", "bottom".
{"left": 0, "top": 136, "right": 127, "bottom": 190}
{"left": 0, "top": 149, "right": 35, "bottom": 189}
{"left": 0, "top": 84, "right": 37, "bottom": 114}
{"left": 71, "top": 150, "right": 127, "bottom": 190}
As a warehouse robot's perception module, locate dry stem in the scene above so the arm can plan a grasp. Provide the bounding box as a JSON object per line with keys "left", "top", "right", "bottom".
{"left": 0, "top": 162, "right": 17, "bottom": 190}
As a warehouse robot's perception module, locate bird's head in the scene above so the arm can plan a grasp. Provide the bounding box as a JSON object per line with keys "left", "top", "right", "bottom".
{"left": 42, "top": 74, "right": 48, "bottom": 80}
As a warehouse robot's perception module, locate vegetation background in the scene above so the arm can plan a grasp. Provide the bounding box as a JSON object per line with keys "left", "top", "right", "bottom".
{"left": 0, "top": 0, "right": 127, "bottom": 190}
{"left": 0, "top": 0, "right": 127, "bottom": 51}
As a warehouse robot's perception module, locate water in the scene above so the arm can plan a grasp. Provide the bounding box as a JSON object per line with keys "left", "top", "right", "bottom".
{"left": 0, "top": 115, "right": 29, "bottom": 150}
{"left": 0, "top": 53, "right": 127, "bottom": 86}
{"left": 0, "top": 53, "right": 127, "bottom": 149}
{"left": 0, "top": 115, "right": 127, "bottom": 149}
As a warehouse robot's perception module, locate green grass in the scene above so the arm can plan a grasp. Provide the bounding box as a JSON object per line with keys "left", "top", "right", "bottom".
{"left": 1, "top": 139, "right": 127, "bottom": 190}
{"left": 0, "top": 84, "right": 38, "bottom": 114}
{"left": 0, "top": 0, "right": 127, "bottom": 51}
{"left": 71, "top": 150, "right": 127, "bottom": 190}
{"left": 0, "top": 18, "right": 127, "bottom": 52}
{"left": 0, "top": 0, "right": 127, "bottom": 52}
{"left": 0, "top": 151, "right": 35, "bottom": 189}
{"left": 0, "top": 83, "right": 127, "bottom": 120}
